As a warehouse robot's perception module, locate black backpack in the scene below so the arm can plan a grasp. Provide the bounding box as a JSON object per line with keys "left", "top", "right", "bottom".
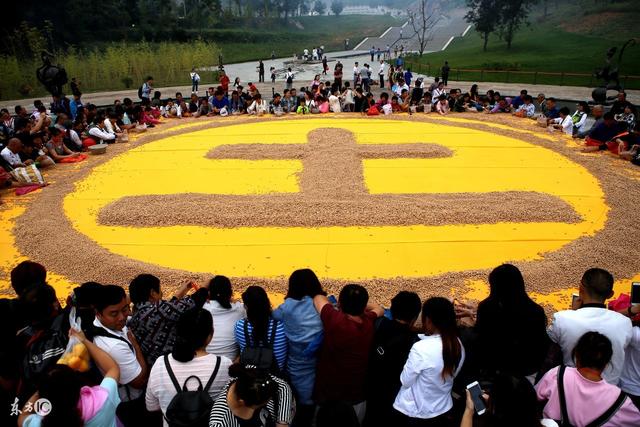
{"left": 286, "top": 74, "right": 293, "bottom": 84}
{"left": 164, "top": 354, "right": 221, "bottom": 427}
{"left": 556, "top": 365, "right": 628, "bottom": 427}
{"left": 239, "top": 319, "right": 279, "bottom": 374}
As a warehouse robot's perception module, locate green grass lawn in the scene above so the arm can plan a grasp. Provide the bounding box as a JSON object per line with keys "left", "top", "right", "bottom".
{"left": 407, "top": 1, "right": 640, "bottom": 89}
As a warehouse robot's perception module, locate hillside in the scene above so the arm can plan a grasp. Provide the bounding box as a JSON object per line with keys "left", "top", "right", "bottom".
{"left": 408, "top": 0, "right": 640, "bottom": 88}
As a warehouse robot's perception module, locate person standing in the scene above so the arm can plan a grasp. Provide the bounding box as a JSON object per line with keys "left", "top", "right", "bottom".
{"left": 271, "top": 50, "right": 276, "bottom": 61}
{"left": 140, "top": 76, "right": 153, "bottom": 101}
{"left": 378, "top": 60, "right": 386, "bottom": 89}
{"left": 370, "top": 46, "right": 375, "bottom": 62}
{"left": 257, "top": 60, "right": 265, "bottom": 83}
{"left": 322, "top": 56, "right": 328, "bottom": 76}
{"left": 441, "top": 61, "right": 450, "bottom": 86}
{"left": 190, "top": 68, "right": 200, "bottom": 93}
{"left": 353, "top": 62, "right": 360, "bottom": 87}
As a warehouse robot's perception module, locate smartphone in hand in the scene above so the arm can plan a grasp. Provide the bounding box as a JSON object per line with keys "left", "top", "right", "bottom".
{"left": 467, "top": 381, "right": 486, "bottom": 415}
{"left": 632, "top": 282, "right": 640, "bottom": 305}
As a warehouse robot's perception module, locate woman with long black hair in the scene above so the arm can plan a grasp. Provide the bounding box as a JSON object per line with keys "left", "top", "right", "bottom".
{"left": 394, "top": 297, "right": 465, "bottom": 426}
{"left": 475, "top": 264, "right": 548, "bottom": 381}
{"left": 273, "top": 269, "right": 325, "bottom": 423}
{"left": 235, "top": 286, "right": 288, "bottom": 372}
{"left": 204, "top": 276, "right": 246, "bottom": 360}
{"left": 145, "top": 308, "right": 231, "bottom": 426}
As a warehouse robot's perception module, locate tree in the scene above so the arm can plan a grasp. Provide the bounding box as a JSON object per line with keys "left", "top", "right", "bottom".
{"left": 465, "top": 0, "right": 501, "bottom": 52}
{"left": 496, "top": 0, "right": 533, "bottom": 49}
{"left": 330, "top": 0, "right": 343, "bottom": 15}
{"left": 407, "top": 0, "right": 441, "bottom": 56}
{"left": 313, "top": 0, "right": 326, "bottom": 15}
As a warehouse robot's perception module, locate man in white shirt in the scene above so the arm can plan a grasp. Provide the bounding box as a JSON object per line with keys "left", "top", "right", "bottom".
{"left": 432, "top": 82, "right": 446, "bottom": 104}
{"left": 91, "top": 285, "right": 149, "bottom": 424}
{"left": 87, "top": 113, "right": 117, "bottom": 144}
{"left": 353, "top": 62, "right": 360, "bottom": 87}
{"left": 1, "top": 138, "right": 29, "bottom": 167}
{"left": 548, "top": 268, "right": 633, "bottom": 385}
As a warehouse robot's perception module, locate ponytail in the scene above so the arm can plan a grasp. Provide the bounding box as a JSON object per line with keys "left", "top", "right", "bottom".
{"left": 208, "top": 275, "right": 232, "bottom": 309}
{"left": 228, "top": 363, "right": 276, "bottom": 407}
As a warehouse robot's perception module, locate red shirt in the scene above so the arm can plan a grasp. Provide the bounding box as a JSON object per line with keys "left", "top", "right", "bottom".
{"left": 314, "top": 304, "right": 377, "bottom": 403}
{"left": 220, "top": 75, "right": 230, "bottom": 91}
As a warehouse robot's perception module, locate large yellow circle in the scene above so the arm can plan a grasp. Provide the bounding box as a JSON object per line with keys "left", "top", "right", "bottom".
{"left": 64, "top": 119, "right": 608, "bottom": 279}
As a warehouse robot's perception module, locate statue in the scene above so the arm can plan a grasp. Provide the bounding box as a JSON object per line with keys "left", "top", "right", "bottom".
{"left": 36, "top": 51, "right": 68, "bottom": 97}
{"left": 592, "top": 39, "right": 636, "bottom": 104}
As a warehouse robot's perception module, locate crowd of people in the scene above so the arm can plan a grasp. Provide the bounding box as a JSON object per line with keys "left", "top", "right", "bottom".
{"left": 1, "top": 260, "right": 639, "bottom": 427}
{"left": 2, "top": 61, "right": 639, "bottom": 191}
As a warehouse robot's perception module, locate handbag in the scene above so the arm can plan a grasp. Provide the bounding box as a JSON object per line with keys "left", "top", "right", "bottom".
{"left": 9, "top": 164, "right": 45, "bottom": 184}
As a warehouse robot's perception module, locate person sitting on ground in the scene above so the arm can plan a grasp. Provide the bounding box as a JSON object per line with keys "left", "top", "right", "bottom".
{"left": 432, "top": 81, "right": 446, "bottom": 104}
{"left": 461, "top": 373, "right": 559, "bottom": 427}
{"left": 571, "top": 101, "right": 590, "bottom": 135}
{"left": 272, "top": 269, "right": 325, "bottom": 425}
{"left": 511, "top": 89, "right": 528, "bottom": 110}
{"left": 436, "top": 94, "right": 450, "bottom": 115}
{"left": 394, "top": 77, "right": 409, "bottom": 97}
{"left": 514, "top": 95, "right": 536, "bottom": 118}
{"left": 145, "top": 308, "right": 232, "bottom": 426}
{"left": 341, "top": 82, "right": 355, "bottom": 112}
{"left": 270, "top": 93, "right": 284, "bottom": 116}
{"left": 364, "top": 291, "right": 421, "bottom": 427}
{"left": 30, "top": 105, "right": 51, "bottom": 134}
{"left": 582, "top": 112, "right": 626, "bottom": 153}
{"left": 127, "top": 274, "right": 197, "bottom": 366}
{"left": 548, "top": 107, "right": 574, "bottom": 135}
{"left": 160, "top": 99, "right": 180, "bottom": 118}
{"left": 104, "top": 111, "right": 127, "bottom": 142}
{"left": 90, "top": 285, "right": 148, "bottom": 425}
{"left": 211, "top": 90, "right": 230, "bottom": 115}
{"left": 536, "top": 93, "right": 548, "bottom": 115}
{"left": 616, "top": 131, "right": 640, "bottom": 161}
{"left": 488, "top": 97, "right": 511, "bottom": 114}
{"left": 188, "top": 93, "right": 200, "bottom": 114}
{"left": 615, "top": 104, "right": 637, "bottom": 132}
{"left": 474, "top": 264, "right": 549, "bottom": 381}
{"left": 428, "top": 77, "right": 440, "bottom": 93}
{"left": 313, "top": 285, "right": 384, "bottom": 423}
{"left": 46, "top": 128, "right": 83, "bottom": 162}
{"left": 394, "top": 297, "right": 465, "bottom": 425}
{"left": 229, "top": 91, "right": 245, "bottom": 114}
{"left": 544, "top": 97, "right": 560, "bottom": 119}
{"left": 536, "top": 332, "right": 640, "bottom": 426}
{"left": 247, "top": 94, "right": 269, "bottom": 116}
{"left": 194, "top": 97, "right": 213, "bottom": 117}
{"left": 85, "top": 112, "right": 117, "bottom": 146}
{"left": 209, "top": 364, "right": 295, "bottom": 427}
{"left": 374, "top": 92, "right": 390, "bottom": 111}
{"left": 203, "top": 276, "right": 246, "bottom": 361}
{"left": 328, "top": 89, "right": 342, "bottom": 113}
{"left": 235, "top": 286, "right": 288, "bottom": 372}
{"left": 151, "top": 91, "right": 162, "bottom": 108}
{"left": 18, "top": 328, "right": 121, "bottom": 427}
{"left": 410, "top": 80, "right": 424, "bottom": 106}
{"left": 390, "top": 95, "right": 402, "bottom": 113}
{"left": 611, "top": 91, "right": 634, "bottom": 115}
{"left": 1, "top": 137, "right": 32, "bottom": 168}
{"left": 420, "top": 93, "right": 433, "bottom": 113}
{"left": 454, "top": 93, "right": 478, "bottom": 113}
{"left": 20, "top": 136, "right": 55, "bottom": 169}
{"left": 281, "top": 89, "right": 296, "bottom": 113}
{"left": 548, "top": 268, "right": 632, "bottom": 385}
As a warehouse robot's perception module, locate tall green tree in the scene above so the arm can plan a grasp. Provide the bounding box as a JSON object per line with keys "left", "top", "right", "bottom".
{"left": 313, "top": 0, "right": 326, "bottom": 15}
{"left": 465, "top": 0, "right": 501, "bottom": 52}
{"left": 496, "top": 0, "right": 533, "bottom": 49}
{"left": 330, "top": 0, "right": 344, "bottom": 15}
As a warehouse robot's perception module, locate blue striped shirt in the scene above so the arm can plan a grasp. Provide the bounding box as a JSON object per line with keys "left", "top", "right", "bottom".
{"left": 234, "top": 318, "right": 288, "bottom": 370}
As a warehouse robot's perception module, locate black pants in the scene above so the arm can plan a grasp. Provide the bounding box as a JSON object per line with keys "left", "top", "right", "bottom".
{"left": 259, "top": 72, "right": 265, "bottom": 82}
{"left": 379, "top": 75, "right": 384, "bottom": 88}
{"left": 442, "top": 74, "right": 449, "bottom": 86}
